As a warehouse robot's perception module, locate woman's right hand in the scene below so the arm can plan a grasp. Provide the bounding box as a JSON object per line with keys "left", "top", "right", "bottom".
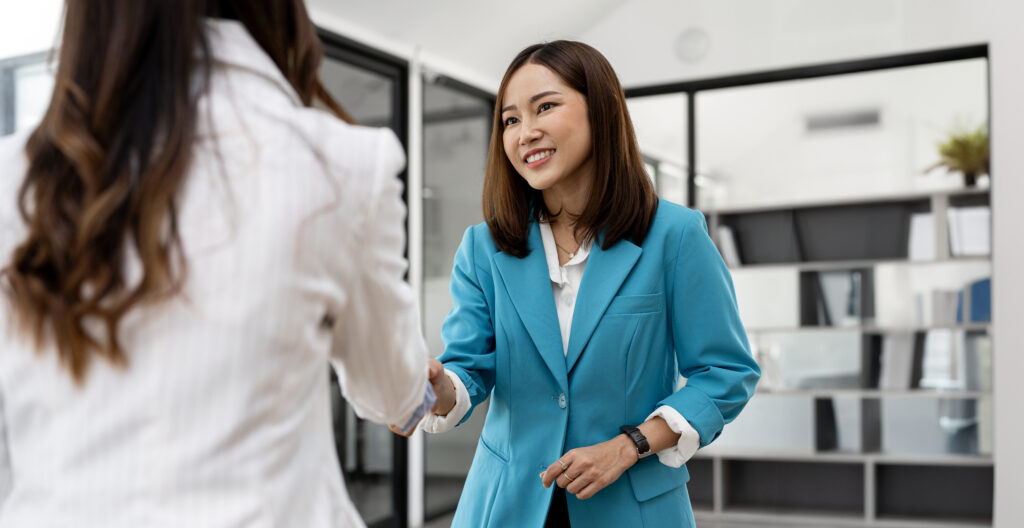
{"left": 427, "top": 358, "right": 456, "bottom": 417}
{"left": 388, "top": 358, "right": 457, "bottom": 437}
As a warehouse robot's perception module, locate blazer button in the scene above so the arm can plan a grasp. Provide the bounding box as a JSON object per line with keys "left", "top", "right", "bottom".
{"left": 557, "top": 393, "right": 567, "bottom": 409}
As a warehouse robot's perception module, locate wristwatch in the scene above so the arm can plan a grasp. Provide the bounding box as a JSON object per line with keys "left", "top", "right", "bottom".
{"left": 620, "top": 425, "right": 653, "bottom": 459}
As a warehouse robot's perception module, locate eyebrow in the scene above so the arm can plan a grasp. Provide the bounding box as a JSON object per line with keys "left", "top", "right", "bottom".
{"left": 501, "top": 90, "right": 562, "bottom": 113}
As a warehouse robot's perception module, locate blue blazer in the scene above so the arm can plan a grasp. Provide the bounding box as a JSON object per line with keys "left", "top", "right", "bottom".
{"left": 439, "top": 200, "right": 760, "bottom": 528}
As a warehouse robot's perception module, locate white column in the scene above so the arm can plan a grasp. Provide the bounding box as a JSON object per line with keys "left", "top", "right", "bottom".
{"left": 991, "top": 1, "right": 1024, "bottom": 526}
{"left": 406, "top": 46, "right": 426, "bottom": 528}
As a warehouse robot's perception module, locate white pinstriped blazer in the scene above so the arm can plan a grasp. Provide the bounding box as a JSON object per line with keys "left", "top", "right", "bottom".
{"left": 0, "top": 20, "right": 428, "bottom": 527}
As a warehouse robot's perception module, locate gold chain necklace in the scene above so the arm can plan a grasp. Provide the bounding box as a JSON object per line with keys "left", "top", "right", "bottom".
{"left": 550, "top": 217, "right": 581, "bottom": 257}
{"left": 553, "top": 235, "right": 581, "bottom": 257}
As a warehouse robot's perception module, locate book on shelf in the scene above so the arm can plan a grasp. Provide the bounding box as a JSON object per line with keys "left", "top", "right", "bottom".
{"left": 915, "top": 289, "right": 960, "bottom": 326}
{"left": 962, "top": 332, "right": 993, "bottom": 392}
{"left": 908, "top": 212, "right": 935, "bottom": 261}
{"left": 947, "top": 206, "right": 991, "bottom": 257}
{"left": 879, "top": 331, "right": 916, "bottom": 390}
{"left": 814, "top": 270, "right": 865, "bottom": 327}
{"left": 956, "top": 277, "right": 992, "bottom": 323}
{"left": 978, "top": 397, "right": 993, "bottom": 455}
{"left": 919, "top": 329, "right": 959, "bottom": 390}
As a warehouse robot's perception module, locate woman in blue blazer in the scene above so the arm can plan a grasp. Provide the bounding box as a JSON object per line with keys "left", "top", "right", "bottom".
{"left": 408, "top": 41, "right": 760, "bottom": 527}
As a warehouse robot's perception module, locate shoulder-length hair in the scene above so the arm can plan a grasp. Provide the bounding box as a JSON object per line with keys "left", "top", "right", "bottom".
{"left": 1, "top": 0, "right": 352, "bottom": 384}
{"left": 482, "top": 40, "right": 658, "bottom": 258}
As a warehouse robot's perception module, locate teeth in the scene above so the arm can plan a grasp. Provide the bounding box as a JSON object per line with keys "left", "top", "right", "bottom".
{"left": 526, "top": 149, "right": 554, "bottom": 163}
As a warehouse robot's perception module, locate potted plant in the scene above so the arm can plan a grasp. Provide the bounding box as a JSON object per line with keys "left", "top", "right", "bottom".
{"left": 925, "top": 125, "right": 990, "bottom": 187}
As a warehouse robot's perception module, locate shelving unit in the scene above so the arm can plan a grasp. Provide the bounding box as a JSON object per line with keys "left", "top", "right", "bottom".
{"left": 745, "top": 323, "right": 990, "bottom": 334}
{"left": 625, "top": 44, "right": 992, "bottom": 528}
{"left": 689, "top": 183, "right": 995, "bottom": 526}
{"left": 689, "top": 448, "right": 993, "bottom": 527}
{"left": 688, "top": 183, "right": 995, "bottom": 526}
{"left": 729, "top": 256, "right": 990, "bottom": 273}
{"left": 706, "top": 187, "right": 990, "bottom": 268}
{"left": 754, "top": 389, "right": 989, "bottom": 400}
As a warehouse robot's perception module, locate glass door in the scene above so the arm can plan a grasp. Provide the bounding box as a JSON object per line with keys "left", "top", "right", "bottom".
{"left": 318, "top": 29, "right": 410, "bottom": 528}
{"left": 420, "top": 75, "right": 494, "bottom": 521}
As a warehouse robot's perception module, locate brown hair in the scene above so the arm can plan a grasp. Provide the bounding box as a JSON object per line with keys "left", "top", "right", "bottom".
{"left": 1, "top": 0, "right": 352, "bottom": 383}
{"left": 482, "top": 40, "right": 658, "bottom": 258}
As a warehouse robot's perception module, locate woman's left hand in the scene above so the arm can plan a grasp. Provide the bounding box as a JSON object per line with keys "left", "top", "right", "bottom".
{"left": 540, "top": 434, "right": 638, "bottom": 500}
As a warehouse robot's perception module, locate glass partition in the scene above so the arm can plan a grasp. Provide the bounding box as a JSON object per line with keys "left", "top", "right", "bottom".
{"left": 626, "top": 93, "right": 688, "bottom": 206}
{"left": 420, "top": 76, "right": 493, "bottom": 519}
{"left": 694, "top": 58, "right": 988, "bottom": 212}
{"left": 319, "top": 58, "right": 394, "bottom": 129}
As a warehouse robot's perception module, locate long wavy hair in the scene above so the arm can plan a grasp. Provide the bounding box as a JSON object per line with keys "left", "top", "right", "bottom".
{"left": 2, "top": 0, "right": 352, "bottom": 383}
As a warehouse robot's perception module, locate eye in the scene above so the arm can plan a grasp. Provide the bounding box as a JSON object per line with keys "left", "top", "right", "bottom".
{"left": 504, "top": 116, "right": 519, "bottom": 126}
{"left": 538, "top": 102, "right": 556, "bottom": 113}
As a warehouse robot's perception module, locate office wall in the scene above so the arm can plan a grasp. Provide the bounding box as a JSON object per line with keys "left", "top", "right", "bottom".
{"left": 0, "top": 0, "right": 61, "bottom": 59}
{"left": 989, "top": 1, "right": 1024, "bottom": 526}
{"left": 581, "top": 0, "right": 992, "bottom": 87}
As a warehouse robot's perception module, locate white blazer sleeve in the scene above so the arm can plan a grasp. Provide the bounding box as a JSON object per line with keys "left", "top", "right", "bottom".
{"left": 328, "top": 130, "right": 430, "bottom": 428}
{"left": 0, "top": 389, "right": 11, "bottom": 511}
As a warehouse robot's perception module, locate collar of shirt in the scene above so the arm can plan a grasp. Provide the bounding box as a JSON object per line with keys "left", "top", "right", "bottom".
{"left": 203, "top": 18, "right": 304, "bottom": 108}
{"left": 538, "top": 221, "right": 591, "bottom": 286}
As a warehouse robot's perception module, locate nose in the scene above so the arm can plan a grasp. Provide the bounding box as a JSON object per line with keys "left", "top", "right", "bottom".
{"left": 518, "top": 120, "right": 542, "bottom": 146}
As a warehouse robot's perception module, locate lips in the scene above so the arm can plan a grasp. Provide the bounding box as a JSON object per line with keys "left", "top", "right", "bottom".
{"left": 523, "top": 148, "right": 555, "bottom": 167}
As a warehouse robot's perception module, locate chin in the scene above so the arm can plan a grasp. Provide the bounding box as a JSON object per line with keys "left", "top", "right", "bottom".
{"left": 522, "top": 177, "right": 555, "bottom": 191}
{"left": 519, "top": 169, "right": 560, "bottom": 191}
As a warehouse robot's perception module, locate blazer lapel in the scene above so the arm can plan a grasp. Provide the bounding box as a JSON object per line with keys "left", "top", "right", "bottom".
{"left": 493, "top": 222, "right": 568, "bottom": 390}
{"left": 565, "top": 237, "right": 642, "bottom": 374}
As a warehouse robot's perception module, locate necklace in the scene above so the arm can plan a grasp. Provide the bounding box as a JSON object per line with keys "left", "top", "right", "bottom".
{"left": 554, "top": 237, "right": 580, "bottom": 258}
{"left": 550, "top": 217, "right": 581, "bottom": 258}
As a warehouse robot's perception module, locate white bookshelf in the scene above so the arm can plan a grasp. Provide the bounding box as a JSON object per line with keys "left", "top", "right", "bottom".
{"left": 689, "top": 184, "right": 995, "bottom": 527}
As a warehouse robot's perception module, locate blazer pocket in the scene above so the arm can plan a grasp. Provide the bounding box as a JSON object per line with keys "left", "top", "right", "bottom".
{"left": 626, "top": 456, "right": 690, "bottom": 502}
{"left": 453, "top": 438, "right": 508, "bottom": 527}
{"left": 605, "top": 292, "right": 665, "bottom": 316}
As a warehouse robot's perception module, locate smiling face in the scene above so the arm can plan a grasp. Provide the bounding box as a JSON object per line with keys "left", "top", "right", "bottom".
{"left": 500, "top": 63, "right": 594, "bottom": 196}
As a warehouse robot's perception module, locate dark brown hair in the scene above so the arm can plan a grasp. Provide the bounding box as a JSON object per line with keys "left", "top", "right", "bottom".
{"left": 482, "top": 40, "right": 658, "bottom": 258}
{"left": 1, "top": 0, "right": 352, "bottom": 383}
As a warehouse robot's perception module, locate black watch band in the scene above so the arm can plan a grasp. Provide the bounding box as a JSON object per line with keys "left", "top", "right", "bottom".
{"left": 620, "top": 425, "right": 652, "bottom": 458}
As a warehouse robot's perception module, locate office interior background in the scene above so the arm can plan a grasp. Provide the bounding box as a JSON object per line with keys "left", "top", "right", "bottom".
{"left": 1, "top": 1, "right": 1022, "bottom": 527}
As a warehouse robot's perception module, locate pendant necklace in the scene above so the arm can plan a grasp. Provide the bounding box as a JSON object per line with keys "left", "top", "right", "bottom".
{"left": 554, "top": 236, "right": 580, "bottom": 259}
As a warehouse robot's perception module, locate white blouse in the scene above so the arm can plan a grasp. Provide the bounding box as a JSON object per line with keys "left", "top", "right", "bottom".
{"left": 422, "top": 222, "right": 700, "bottom": 468}
{"left": 0, "top": 20, "right": 429, "bottom": 528}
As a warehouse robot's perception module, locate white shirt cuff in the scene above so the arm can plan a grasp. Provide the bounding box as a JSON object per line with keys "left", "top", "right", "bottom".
{"left": 420, "top": 369, "right": 472, "bottom": 433}
{"left": 646, "top": 405, "right": 700, "bottom": 468}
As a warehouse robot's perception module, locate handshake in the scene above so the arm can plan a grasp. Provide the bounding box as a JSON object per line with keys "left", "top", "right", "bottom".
{"left": 388, "top": 358, "right": 457, "bottom": 436}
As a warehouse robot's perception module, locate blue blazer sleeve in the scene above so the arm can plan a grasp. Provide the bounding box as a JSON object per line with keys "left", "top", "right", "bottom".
{"left": 438, "top": 227, "right": 496, "bottom": 425}
{"left": 659, "top": 210, "right": 761, "bottom": 447}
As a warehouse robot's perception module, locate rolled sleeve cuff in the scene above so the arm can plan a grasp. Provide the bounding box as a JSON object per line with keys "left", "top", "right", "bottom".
{"left": 646, "top": 405, "right": 700, "bottom": 468}
{"left": 420, "top": 369, "right": 471, "bottom": 434}
{"left": 397, "top": 382, "right": 437, "bottom": 435}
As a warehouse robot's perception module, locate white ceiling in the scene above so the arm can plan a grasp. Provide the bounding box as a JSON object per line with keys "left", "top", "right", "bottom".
{"left": 1, "top": 1, "right": 996, "bottom": 93}
{"left": 307, "top": 0, "right": 628, "bottom": 89}
{"left": 308, "top": 0, "right": 994, "bottom": 92}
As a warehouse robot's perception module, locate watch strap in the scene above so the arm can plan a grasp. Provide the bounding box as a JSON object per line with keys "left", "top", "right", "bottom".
{"left": 620, "top": 425, "right": 652, "bottom": 457}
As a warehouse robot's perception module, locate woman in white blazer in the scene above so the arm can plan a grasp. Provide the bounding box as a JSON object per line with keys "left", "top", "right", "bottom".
{"left": 0, "top": 1, "right": 432, "bottom": 526}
